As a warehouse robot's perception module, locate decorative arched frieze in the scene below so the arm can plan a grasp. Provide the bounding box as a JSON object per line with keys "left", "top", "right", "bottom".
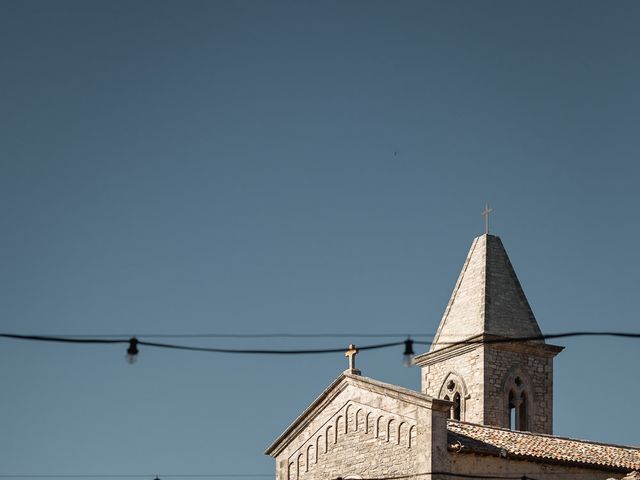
{"left": 325, "top": 425, "right": 333, "bottom": 452}
{"left": 315, "top": 436, "right": 321, "bottom": 462}
{"left": 335, "top": 416, "right": 344, "bottom": 442}
{"left": 296, "top": 453, "right": 303, "bottom": 479}
{"left": 376, "top": 416, "right": 384, "bottom": 439}
{"left": 306, "top": 444, "right": 313, "bottom": 471}
{"left": 287, "top": 404, "right": 418, "bottom": 476}
{"left": 408, "top": 425, "right": 416, "bottom": 448}
{"left": 398, "top": 421, "right": 406, "bottom": 446}
{"left": 345, "top": 405, "right": 352, "bottom": 433}
{"left": 387, "top": 419, "right": 396, "bottom": 443}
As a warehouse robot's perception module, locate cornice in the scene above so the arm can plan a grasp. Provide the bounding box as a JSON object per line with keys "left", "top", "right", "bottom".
{"left": 414, "top": 334, "right": 564, "bottom": 367}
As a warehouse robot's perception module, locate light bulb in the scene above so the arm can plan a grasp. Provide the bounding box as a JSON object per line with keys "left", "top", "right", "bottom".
{"left": 126, "top": 337, "right": 139, "bottom": 364}
{"left": 402, "top": 338, "right": 414, "bottom": 367}
{"left": 403, "top": 353, "right": 414, "bottom": 368}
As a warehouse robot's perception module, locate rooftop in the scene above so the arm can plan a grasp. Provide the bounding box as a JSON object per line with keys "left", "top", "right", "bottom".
{"left": 448, "top": 420, "right": 640, "bottom": 472}
{"left": 430, "top": 234, "right": 544, "bottom": 352}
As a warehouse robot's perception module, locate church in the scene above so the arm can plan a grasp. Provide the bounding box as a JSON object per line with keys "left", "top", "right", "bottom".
{"left": 266, "top": 232, "right": 640, "bottom": 480}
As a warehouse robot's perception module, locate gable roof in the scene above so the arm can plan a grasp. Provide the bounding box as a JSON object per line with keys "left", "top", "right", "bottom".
{"left": 430, "top": 234, "right": 543, "bottom": 352}
{"left": 265, "top": 373, "right": 439, "bottom": 457}
{"left": 448, "top": 420, "right": 640, "bottom": 472}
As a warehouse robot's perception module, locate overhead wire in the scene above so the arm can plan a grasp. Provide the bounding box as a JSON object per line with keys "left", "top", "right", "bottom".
{"left": 139, "top": 339, "right": 406, "bottom": 354}
{"left": 3, "top": 471, "right": 634, "bottom": 479}
{"left": 3, "top": 330, "right": 639, "bottom": 343}
{"left": 0, "top": 331, "right": 637, "bottom": 367}
{"left": 0, "top": 473, "right": 542, "bottom": 479}
{"left": 1, "top": 331, "right": 639, "bottom": 357}
{"left": 0, "top": 476, "right": 272, "bottom": 479}
{"left": 17, "top": 333, "right": 436, "bottom": 339}
{"left": 0, "top": 333, "right": 407, "bottom": 354}
{"left": 0, "top": 473, "right": 551, "bottom": 480}
{"left": 0, "top": 470, "right": 621, "bottom": 478}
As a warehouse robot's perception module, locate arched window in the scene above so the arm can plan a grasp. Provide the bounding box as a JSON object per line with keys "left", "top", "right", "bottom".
{"left": 519, "top": 391, "right": 528, "bottom": 431}
{"left": 452, "top": 392, "right": 461, "bottom": 421}
{"left": 506, "top": 376, "right": 529, "bottom": 431}
{"left": 439, "top": 374, "right": 467, "bottom": 421}
{"left": 508, "top": 390, "right": 516, "bottom": 429}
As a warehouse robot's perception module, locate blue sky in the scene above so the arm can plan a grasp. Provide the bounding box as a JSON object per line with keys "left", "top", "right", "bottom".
{"left": 1, "top": 1, "right": 639, "bottom": 477}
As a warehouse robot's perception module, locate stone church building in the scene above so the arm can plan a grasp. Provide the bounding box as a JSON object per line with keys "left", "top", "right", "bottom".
{"left": 266, "top": 233, "right": 640, "bottom": 480}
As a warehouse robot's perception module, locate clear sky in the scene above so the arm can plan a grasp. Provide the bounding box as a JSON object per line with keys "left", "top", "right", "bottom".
{"left": 1, "top": 1, "right": 639, "bottom": 478}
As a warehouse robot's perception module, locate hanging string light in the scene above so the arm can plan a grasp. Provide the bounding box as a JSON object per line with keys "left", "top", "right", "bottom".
{"left": 1, "top": 331, "right": 638, "bottom": 365}
{"left": 403, "top": 337, "right": 415, "bottom": 367}
{"left": 126, "top": 337, "right": 139, "bottom": 364}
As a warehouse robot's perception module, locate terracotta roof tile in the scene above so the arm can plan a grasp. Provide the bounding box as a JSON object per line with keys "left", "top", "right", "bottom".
{"left": 447, "top": 421, "right": 640, "bottom": 471}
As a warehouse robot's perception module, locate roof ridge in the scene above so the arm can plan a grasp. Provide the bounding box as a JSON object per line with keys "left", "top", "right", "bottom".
{"left": 345, "top": 373, "right": 434, "bottom": 401}
{"left": 482, "top": 234, "right": 489, "bottom": 334}
{"left": 447, "top": 420, "right": 640, "bottom": 451}
{"left": 430, "top": 236, "right": 480, "bottom": 349}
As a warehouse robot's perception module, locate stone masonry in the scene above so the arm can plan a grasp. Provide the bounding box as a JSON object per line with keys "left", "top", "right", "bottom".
{"left": 483, "top": 343, "right": 556, "bottom": 431}
{"left": 429, "top": 234, "right": 545, "bottom": 349}
{"left": 420, "top": 344, "right": 485, "bottom": 425}
{"left": 266, "top": 373, "right": 450, "bottom": 480}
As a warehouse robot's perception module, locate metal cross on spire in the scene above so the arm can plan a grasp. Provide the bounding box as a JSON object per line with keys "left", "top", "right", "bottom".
{"left": 482, "top": 203, "right": 493, "bottom": 235}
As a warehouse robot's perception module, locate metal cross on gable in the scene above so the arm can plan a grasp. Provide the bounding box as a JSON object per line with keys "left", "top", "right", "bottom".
{"left": 482, "top": 203, "right": 493, "bottom": 235}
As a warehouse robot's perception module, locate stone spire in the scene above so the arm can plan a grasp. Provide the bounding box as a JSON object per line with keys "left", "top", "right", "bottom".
{"left": 416, "top": 233, "right": 562, "bottom": 434}
{"left": 430, "top": 233, "right": 543, "bottom": 351}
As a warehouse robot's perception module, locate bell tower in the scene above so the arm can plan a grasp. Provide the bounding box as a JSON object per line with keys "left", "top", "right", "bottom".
{"left": 414, "top": 234, "right": 563, "bottom": 434}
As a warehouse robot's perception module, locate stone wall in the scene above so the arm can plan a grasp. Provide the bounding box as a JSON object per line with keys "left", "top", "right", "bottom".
{"left": 272, "top": 377, "right": 450, "bottom": 480}
{"left": 420, "top": 342, "right": 554, "bottom": 434}
{"left": 274, "top": 382, "right": 421, "bottom": 480}
{"left": 484, "top": 345, "right": 554, "bottom": 433}
{"left": 421, "top": 346, "right": 484, "bottom": 424}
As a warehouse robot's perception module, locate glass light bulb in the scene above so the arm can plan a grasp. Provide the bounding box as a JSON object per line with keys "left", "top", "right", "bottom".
{"left": 403, "top": 353, "right": 414, "bottom": 368}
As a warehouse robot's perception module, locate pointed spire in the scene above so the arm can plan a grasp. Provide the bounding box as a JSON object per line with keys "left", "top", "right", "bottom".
{"left": 430, "top": 234, "right": 543, "bottom": 351}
